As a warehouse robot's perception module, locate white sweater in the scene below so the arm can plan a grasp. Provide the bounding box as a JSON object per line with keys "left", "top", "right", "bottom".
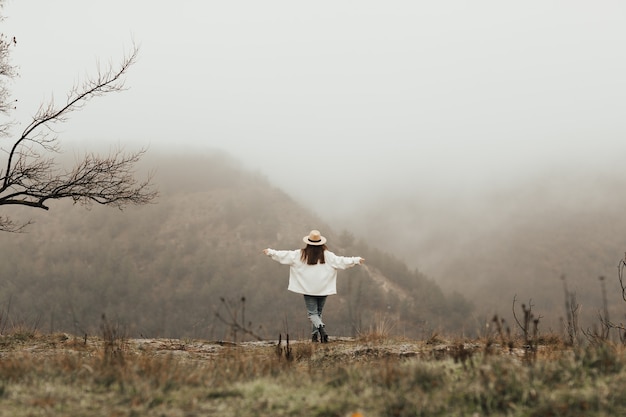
{"left": 266, "top": 249, "right": 362, "bottom": 295}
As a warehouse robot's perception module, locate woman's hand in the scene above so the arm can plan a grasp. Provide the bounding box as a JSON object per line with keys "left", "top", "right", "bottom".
{"left": 263, "top": 248, "right": 270, "bottom": 255}
{"left": 359, "top": 257, "right": 365, "bottom": 264}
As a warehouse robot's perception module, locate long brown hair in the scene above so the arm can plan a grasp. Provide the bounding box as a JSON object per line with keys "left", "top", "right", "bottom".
{"left": 300, "top": 244, "right": 327, "bottom": 265}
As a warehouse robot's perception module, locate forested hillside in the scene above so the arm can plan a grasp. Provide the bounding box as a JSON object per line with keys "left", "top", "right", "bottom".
{"left": 0, "top": 152, "right": 471, "bottom": 340}
{"left": 340, "top": 172, "right": 626, "bottom": 333}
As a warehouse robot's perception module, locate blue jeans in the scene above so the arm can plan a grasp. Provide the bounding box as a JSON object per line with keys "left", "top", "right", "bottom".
{"left": 304, "top": 295, "right": 327, "bottom": 335}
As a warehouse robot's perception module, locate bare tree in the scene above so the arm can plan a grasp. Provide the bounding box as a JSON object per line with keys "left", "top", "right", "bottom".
{"left": 0, "top": 5, "right": 17, "bottom": 125}
{"left": 0, "top": 7, "right": 156, "bottom": 232}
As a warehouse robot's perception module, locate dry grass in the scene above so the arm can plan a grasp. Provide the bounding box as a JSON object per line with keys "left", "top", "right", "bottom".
{"left": 2, "top": 330, "right": 626, "bottom": 416}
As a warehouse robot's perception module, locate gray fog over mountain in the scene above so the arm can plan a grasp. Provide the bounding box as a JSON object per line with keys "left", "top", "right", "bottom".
{"left": 4, "top": 1, "right": 626, "bottom": 325}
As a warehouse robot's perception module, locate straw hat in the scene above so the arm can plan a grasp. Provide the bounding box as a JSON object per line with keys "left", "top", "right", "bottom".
{"left": 303, "top": 229, "right": 327, "bottom": 246}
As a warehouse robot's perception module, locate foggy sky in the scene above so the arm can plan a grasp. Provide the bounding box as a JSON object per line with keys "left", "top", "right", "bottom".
{"left": 4, "top": 1, "right": 626, "bottom": 274}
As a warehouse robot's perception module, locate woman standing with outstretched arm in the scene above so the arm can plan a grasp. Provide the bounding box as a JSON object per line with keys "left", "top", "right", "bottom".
{"left": 263, "top": 230, "right": 364, "bottom": 343}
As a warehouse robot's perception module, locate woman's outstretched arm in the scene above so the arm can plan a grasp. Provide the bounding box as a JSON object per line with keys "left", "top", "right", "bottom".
{"left": 262, "top": 248, "right": 299, "bottom": 265}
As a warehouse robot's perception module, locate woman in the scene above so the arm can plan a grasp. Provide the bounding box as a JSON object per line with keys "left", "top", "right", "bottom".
{"left": 263, "top": 230, "right": 364, "bottom": 343}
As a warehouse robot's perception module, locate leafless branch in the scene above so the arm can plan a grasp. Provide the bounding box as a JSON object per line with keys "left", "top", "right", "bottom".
{"left": 558, "top": 274, "right": 580, "bottom": 346}
{"left": 0, "top": 30, "right": 18, "bottom": 117}
{"left": 618, "top": 253, "right": 626, "bottom": 302}
{"left": 512, "top": 295, "right": 541, "bottom": 361}
{"left": 214, "top": 296, "right": 263, "bottom": 342}
{"left": 0, "top": 41, "right": 156, "bottom": 232}
{"left": 512, "top": 295, "right": 541, "bottom": 340}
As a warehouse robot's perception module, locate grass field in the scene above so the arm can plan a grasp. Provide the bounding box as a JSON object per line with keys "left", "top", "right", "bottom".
{"left": 1, "top": 328, "right": 626, "bottom": 417}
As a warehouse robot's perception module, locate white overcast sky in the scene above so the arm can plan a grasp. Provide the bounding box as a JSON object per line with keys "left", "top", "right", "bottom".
{"left": 3, "top": 1, "right": 626, "bottom": 221}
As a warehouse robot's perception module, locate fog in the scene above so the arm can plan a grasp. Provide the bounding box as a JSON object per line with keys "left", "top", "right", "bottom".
{"left": 4, "top": 1, "right": 626, "bottom": 287}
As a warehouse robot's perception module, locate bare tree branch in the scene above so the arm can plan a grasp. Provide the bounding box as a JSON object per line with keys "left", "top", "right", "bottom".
{"left": 0, "top": 10, "right": 18, "bottom": 138}
{"left": 617, "top": 252, "right": 626, "bottom": 302}
{"left": 214, "top": 297, "right": 264, "bottom": 342}
{"left": 0, "top": 31, "right": 156, "bottom": 232}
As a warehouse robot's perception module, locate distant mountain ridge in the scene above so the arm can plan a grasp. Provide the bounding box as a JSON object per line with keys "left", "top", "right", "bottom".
{"left": 0, "top": 152, "right": 471, "bottom": 340}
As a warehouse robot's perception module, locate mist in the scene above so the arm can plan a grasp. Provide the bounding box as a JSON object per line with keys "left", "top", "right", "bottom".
{"left": 4, "top": 1, "right": 626, "bottom": 321}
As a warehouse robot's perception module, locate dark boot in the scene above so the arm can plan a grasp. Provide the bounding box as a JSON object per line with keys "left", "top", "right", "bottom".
{"left": 311, "top": 333, "right": 319, "bottom": 343}
{"left": 318, "top": 325, "right": 328, "bottom": 343}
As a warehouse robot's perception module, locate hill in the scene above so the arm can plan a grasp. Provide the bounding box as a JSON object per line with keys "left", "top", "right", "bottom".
{"left": 338, "top": 171, "right": 626, "bottom": 333}
{"left": 0, "top": 151, "right": 471, "bottom": 340}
